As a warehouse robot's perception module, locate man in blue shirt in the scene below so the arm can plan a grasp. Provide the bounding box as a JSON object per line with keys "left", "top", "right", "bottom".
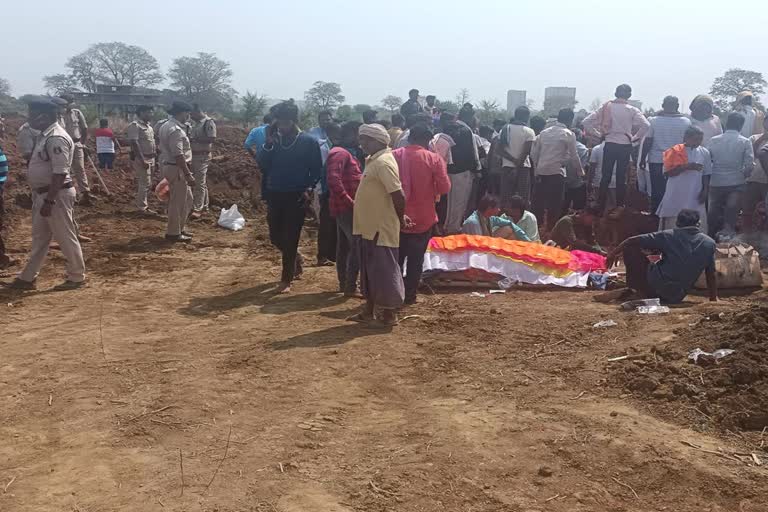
{"left": 707, "top": 112, "right": 755, "bottom": 237}
{"left": 607, "top": 209, "right": 718, "bottom": 304}
{"left": 258, "top": 102, "right": 322, "bottom": 292}
{"left": 244, "top": 113, "right": 274, "bottom": 160}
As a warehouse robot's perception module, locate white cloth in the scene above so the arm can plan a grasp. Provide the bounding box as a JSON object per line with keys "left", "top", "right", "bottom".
{"left": 445, "top": 171, "right": 473, "bottom": 233}
{"left": 430, "top": 133, "right": 455, "bottom": 165}
{"left": 583, "top": 102, "right": 650, "bottom": 144}
{"left": 96, "top": 136, "right": 115, "bottom": 154}
{"left": 423, "top": 250, "right": 590, "bottom": 288}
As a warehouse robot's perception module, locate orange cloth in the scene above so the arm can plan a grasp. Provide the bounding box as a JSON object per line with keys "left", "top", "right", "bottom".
{"left": 662, "top": 144, "right": 688, "bottom": 174}
{"left": 429, "top": 235, "right": 573, "bottom": 269}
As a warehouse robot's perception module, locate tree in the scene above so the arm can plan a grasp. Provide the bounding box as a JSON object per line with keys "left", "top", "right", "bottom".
{"left": 239, "top": 90, "right": 268, "bottom": 126}
{"left": 168, "top": 52, "right": 235, "bottom": 111}
{"left": 51, "top": 43, "right": 163, "bottom": 92}
{"left": 43, "top": 73, "right": 80, "bottom": 95}
{"left": 589, "top": 98, "right": 602, "bottom": 112}
{"left": 304, "top": 81, "right": 345, "bottom": 112}
{"left": 455, "top": 88, "right": 471, "bottom": 107}
{"left": 710, "top": 68, "right": 767, "bottom": 112}
{"left": 0, "top": 77, "right": 10, "bottom": 96}
{"left": 381, "top": 95, "right": 403, "bottom": 114}
{"left": 436, "top": 99, "right": 460, "bottom": 114}
{"left": 477, "top": 99, "right": 504, "bottom": 126}
{"left": 353, "top": 104, "right": 373, "bottom": 117}
{"left": 336, "top": 105, "right": 354, "bottom": 122}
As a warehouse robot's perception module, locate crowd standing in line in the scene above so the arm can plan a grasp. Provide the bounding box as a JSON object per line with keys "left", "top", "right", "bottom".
{"left": 2, "top": 83, "right": 767, "bottom": 318}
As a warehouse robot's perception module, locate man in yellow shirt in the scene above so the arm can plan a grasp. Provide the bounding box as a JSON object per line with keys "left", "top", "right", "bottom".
{"left": 351, "top": 123, "right": 410, "bottom": 327}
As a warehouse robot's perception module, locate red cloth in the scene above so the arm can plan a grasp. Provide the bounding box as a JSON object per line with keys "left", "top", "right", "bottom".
{"left": 326, "top": 147, "right": 363, "bottom": 217}
{"left": 93, "top": 128, "right": 114, "bottom": 138}
{"left": 393, "top": 145, "right": 451, "bottom": 234}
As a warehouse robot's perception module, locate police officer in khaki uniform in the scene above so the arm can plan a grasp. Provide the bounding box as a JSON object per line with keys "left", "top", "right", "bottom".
{"left": 159, "top": 101, "right": 195, "bottom": 242}
{"left": 59, "top": 93, "right": 93, "bottom": 205}
{"left": 189, "top": 104, "right": 217, "bottom": 218}
{"left": 8, "top": 97, "right": 86, "bottom": 291}
{"left": 126, "top": 105, "right": 158, "bottom": 214}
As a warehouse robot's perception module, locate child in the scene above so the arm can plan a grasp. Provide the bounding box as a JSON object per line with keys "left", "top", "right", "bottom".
{"left": 94, "top": 118, "right": 121, "bottom": 170}
{"left": 462, "top": 194, "right": 531, "bottom": 241}
{"left": 656, "top": 126, "right": 711, "bottom": 233}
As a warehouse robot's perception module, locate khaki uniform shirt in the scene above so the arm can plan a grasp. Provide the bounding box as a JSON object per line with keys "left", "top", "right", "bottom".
{"left": 63, "top": 108, "right": 88, "bottom": 142}
{"left": 17, "top": 122, "right": 41, "bottom": 158}
{"left": 352, "top": 148, "right": 403, "bottom": 248}
{"left": 126, "top": 120, "right": 156, "bottom": 163}
{"left": 190, "top": 116, "right": 217, "bottom": 153}
{"left": 159, "top": 117, "right": 192, "bottom": 165}
{"left": 27, "top": 122, "right": 74, "bottom": 189}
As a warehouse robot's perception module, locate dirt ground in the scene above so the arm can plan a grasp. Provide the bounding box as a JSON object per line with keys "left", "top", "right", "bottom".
{"left": 2, "top": 121, "right": 768, "bottom": 512}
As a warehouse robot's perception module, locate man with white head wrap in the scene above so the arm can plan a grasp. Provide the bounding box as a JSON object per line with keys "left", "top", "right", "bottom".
{"left": 350, "top": 123, "right": 409, "bottom": 327}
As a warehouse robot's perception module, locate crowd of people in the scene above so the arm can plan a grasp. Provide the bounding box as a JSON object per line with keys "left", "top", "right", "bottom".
{"left": 1, "top": 82, "right": 765, "bottom": 318}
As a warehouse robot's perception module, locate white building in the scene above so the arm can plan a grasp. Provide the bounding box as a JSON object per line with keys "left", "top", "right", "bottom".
{"left": 506, "top": 90, "right": 527, "bottom": 116}
{"left": 544, "top": 87, "right": 577, "bottom": 102}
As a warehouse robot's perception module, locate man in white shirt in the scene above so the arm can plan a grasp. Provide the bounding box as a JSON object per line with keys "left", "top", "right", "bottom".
{"left": 497, "top": 106, "right": 536, "bottom": 205}
{"left": 734, "top": 91, "right": 765, "bottom": 138}
{"left": 531, "top": 108, "right": 583, "bottom": 231}
{"left": 583, "top": 84, "right": 650, "bottom": 213}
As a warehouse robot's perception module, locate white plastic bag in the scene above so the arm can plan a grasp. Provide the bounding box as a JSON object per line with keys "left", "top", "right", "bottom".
{"left": 217, "top": 204, "right": 246, "bottom": 231}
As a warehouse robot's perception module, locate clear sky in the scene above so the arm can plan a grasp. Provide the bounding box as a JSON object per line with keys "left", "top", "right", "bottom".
{"left": 4, "top": 0, "right": 767, "bottom": 111}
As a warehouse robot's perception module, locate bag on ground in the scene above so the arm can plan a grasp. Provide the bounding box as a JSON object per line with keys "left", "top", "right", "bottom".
{"left": 694, "top": 243, "right": 763, "bottom": 289}
{"left": 218, "top": 204, "right": 246, "bottom": 231}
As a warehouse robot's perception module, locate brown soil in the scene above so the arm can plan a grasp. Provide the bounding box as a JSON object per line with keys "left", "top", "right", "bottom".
{"left": 1, "top": 122, "right": 768, "bottom": 512}
{"left": 610, "top": 305, "right": 768, "bottom": 434}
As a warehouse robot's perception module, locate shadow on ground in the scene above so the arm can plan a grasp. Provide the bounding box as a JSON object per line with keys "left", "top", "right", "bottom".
{"left": 179, "top": 285, "right": 347, "bottom": 317}
{"left": 268, "top": 323, "right": 387, "bottom": 350}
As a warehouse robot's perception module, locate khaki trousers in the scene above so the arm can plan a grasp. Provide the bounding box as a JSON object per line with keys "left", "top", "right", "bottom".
{"left": 191, "top": 153, "right": 211, "bottom": 211}
{"left": 133, "top": 159, "right": 155, "bottom": 211}
{"left": 19, "top": 188, "right": 85, "bottom": 283}
{"left": 71, "top": 145, "right": 90, "bottom": 194}
{"left": 162, "top": 164, "right": 193, "bottom": 236}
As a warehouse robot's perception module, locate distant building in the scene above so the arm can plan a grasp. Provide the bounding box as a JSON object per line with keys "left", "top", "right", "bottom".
{"left": 506, "top": 90, "right": 527, "bottom": 116}
{"left": 72, "top": 85, "right": 167, "bottom": 117}
{"left": 544, "top": 87, "right": 577, "bottom": 102}
{"left": 628, "top": 100, "right": 643, "bottom": 110}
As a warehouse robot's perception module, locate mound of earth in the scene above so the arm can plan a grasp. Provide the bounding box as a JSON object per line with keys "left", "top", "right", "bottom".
{"left": 610, "top": 303, "right": 768, "bottom": 433}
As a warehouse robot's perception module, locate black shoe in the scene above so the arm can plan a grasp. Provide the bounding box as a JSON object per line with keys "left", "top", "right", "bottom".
{"left": 165, "top": 234, "right": 192, "bottom": 243}
{"left": 53, "top": 280, "right": 86, "bottom": 291}
{"left": 6, "top": 278, "right": 36, "bottom": 290}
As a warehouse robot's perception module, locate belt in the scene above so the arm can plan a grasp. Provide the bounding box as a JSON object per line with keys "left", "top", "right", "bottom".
{"left": 35, "top": 182, "right": 74, "bottom": 194}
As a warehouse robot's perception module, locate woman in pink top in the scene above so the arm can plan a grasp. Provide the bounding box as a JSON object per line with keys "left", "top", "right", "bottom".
{"left": 393, "top": 123, "right": 451, "bottom": 304}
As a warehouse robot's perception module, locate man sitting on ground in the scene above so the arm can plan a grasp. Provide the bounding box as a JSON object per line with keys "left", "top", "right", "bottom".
{"left": 549, "top": 207, "right": 604, "bottom": 254}
{"left": 606, "top": 209, "right": 718, "bottom": 304}
{"left": 462, "top": 194, "right": 531, "bottom": 241}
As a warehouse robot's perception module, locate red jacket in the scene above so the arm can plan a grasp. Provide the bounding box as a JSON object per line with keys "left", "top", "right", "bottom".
{"left": 393, "top": 145, "right": 451, "bottom": 234}
{"left": 326, "top": 147, "right": 363, "bottom": 217}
